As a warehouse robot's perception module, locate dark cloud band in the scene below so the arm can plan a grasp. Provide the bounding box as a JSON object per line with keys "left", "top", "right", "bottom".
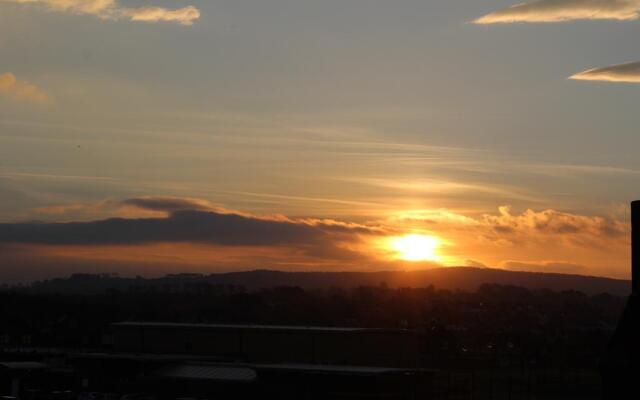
{"left": 0, "top": 210, "right": 330, "bottom": 246}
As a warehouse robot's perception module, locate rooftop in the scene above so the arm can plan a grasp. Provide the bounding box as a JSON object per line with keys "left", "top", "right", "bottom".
{"left": 112, "top": 322, "right": 412, "bottom": 334}
{"left": 154, "top": 364, "right": 257, "bottom": 382}
{"left": 71, "top": 353, "right": 231, "bottom": 363}
{"left": 253, "top": 363, "right": 424, "bottom": 376}
{"left": 0, "top": 362, "right": 48, "bottom": 371}
{"left": 153, "top": 362, "right": 428, "bottom": 380}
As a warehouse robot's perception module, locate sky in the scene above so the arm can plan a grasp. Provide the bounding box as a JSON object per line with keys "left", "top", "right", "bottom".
{"left": 1, "top": 0, "right": 640, "bottom": 282}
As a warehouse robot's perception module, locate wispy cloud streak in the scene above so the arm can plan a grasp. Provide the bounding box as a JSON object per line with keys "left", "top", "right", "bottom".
{"left": 570, "top": 61, "right": 640, "bottom": 82}
{"left": 3, "top": 0, "right": 200, "bottom": 25}
{"left": 475, "top": 0, "right": 640, "bottom": 24}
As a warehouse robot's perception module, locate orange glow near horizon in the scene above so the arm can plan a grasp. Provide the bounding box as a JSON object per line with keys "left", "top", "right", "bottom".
{"left": 388, "top": 234, "right": 443, "bottom": 262}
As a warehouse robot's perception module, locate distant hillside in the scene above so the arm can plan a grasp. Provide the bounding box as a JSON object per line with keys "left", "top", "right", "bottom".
{"left": 205, "top": 268, "right": 631, "bottom": 296}
{"left": 20, "top": 267, "right": 631, "bottom": 296}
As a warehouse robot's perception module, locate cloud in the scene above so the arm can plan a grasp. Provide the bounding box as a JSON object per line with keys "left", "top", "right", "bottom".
{"left": 0, "top": 73, "right": 51, "bottom": 104}
{"left": 0, "top": 210, "right": 326, "bottom": 246}
{"left": 524, "top": 162, "right": 640, "bottom": 176}
{"left": 473, "top": 1, "right": 640, "bottom": 85}
{"left": 351, "top": 177, "right": 539, "bottom": 202}
{"left": 1, "top": 196, "right": 631, "bottom": 280}
{"left": 122, "top": 6, "right": 200, "bottom": 25}
{"left": 120, "top": 196, "right": 381, "bottom": 235}
{"left": 474, "top": 0, "right": 640, "bottom": 24}
{"left": 27, "top": 197, "right": 627, "bottom": 252}
{"left": 35, "top": 198, "right": 118, "bottom": 218}
{"left": 570, "top": 61, "right": 640, "bottom": 82}
{"left": 0, "top": 195, "right": 383, "bottom": 265}
{"left": 392, "top": 206, "right": 628, "bottom": 250}
{"left": 33, "top": 197, "right": 234, "bottom": 220}
{"left": 478, "top": 206, "right": 628, "bottom": 247}
{"left": 121, "top": 196, "right": 219, "bottom": 213}
{"left": 4, "top": 0, "right": 200, "bottom": 25}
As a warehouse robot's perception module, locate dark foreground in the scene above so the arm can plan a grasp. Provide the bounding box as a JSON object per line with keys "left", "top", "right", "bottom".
{"left": 0, "top": 277, "right": 625, "bottom": 399}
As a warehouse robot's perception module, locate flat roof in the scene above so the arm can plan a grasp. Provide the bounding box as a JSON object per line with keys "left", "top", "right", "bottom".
{"left": 155, "top": 364, "right": 257, "bottom": 382}
{"left": 155, "top": 362, "right": 428, "bottom": 379}
{"left": 253, "top": 363, "right": 421, "bottom": 376}
{"left": 112, "top": 322, "right": 411, "bottom": 334}
{"left": 0, "top": 362, "right": 48, "bottom": 371}
{"left": 71, "top": 353, "right": 231, "bottom": 363}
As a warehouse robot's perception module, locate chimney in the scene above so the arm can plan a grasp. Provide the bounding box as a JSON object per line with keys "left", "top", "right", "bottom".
{"left": 633, "top": 201, "right": 640, "bottom": 294}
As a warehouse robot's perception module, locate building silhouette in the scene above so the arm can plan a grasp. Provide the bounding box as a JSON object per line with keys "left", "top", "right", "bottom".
{"left": 600, "top": 200, "right": 640, "bottom": 399}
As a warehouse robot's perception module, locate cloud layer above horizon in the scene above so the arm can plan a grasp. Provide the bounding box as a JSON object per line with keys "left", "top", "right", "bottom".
{"left": 0, "top": 196, "right": 630, "bottom": 282}
{"left": 475, "top": 0, "right": 640, "bottom": 24}
{"left": 3, "top": 0, "right": 200, "bottom": 25}
{"left": 0, "top": 73, "right": 51, "bottom": 104}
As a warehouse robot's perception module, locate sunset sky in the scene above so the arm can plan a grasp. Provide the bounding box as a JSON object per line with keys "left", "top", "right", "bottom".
{"left": 2, "top": 0, "right": 640, "bottom": 282}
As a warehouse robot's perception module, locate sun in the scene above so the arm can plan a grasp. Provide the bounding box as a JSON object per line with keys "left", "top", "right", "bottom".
{"left": 388, "top": 234, "right": 442, "bottom": 262}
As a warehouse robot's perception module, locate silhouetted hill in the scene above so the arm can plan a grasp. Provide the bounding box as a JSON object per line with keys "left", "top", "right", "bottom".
{"left": 207, "top": 268, "right": 630, "bottom": 295}
{"left": 20, "top": 267, "right": 630, "bottom": 296}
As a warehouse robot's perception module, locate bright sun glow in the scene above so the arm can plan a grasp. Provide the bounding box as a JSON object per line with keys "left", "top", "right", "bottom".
{"left": 389, "top": 234, "right": 442, "bottom": 262}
